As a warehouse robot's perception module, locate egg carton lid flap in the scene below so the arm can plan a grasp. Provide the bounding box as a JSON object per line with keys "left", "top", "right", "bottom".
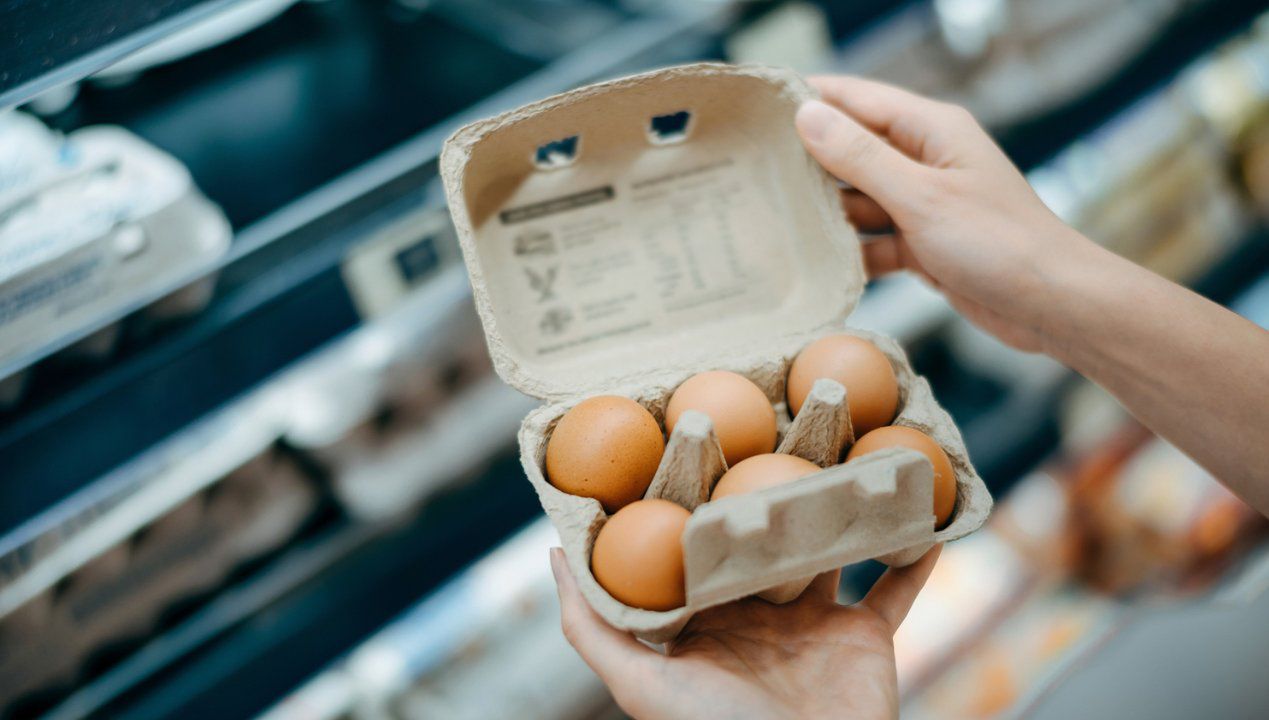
{"left": 441, "top": 63, "right": 865, "bottom": 402}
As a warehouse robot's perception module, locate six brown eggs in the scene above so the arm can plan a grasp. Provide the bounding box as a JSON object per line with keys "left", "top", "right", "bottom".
{"left": 544, "top": 334, "right": 961, "bottom": 611}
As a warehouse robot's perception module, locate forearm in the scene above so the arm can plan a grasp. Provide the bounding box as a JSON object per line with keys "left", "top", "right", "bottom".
{"left": 1041, "top": 239, "right": 1269, "bottom": 515}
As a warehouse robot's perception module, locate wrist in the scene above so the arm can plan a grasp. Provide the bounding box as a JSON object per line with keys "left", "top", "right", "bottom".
{"left": 1029, "top": 228, "right": 1115, "bottom": 364}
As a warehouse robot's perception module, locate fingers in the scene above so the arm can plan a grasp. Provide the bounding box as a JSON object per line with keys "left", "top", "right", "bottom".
{"left": 796, "top": 99, "right": 926, "bottom": 212}
{"left": 860, "top": 544, "right": 943, "bottom": 631}
{"left": 803, "top": 568, "right": 843, "bottom": 604}
{"left": 808, "top": 75, "right": 973, "bottom": 166}
{"left": 842, "top": 189, "right": 892, "bottom": 232}
{"left": 550, "top": 548, "right": 661, "bottom": 687}
{"left": 809, "top": 75, "right": 944, "bottom": 130}
{"left": 860, "top": 233, "right": 933, "bottom": 283}
{"left": 862, "top": 234, "right": 904, "bottom": 278}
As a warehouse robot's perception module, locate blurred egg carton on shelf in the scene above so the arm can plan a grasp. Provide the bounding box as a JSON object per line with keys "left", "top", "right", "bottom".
{"left": 1028, "top": 78, "right": 1251, "bottom": 283}
{"left": 890, "top": 453, "right": 1151, "bottom": 719}
{"left": 1049, "top": 260, "right": 1269, "bottom": 593}
{"left": 830, "top": 0, "right": 1189, "bottom": 129}
{"left": 0, "top": 395, "right": 318, "bottom": 711}
{"left": 1182, "top": 11, "right": 1269, "bottom": 216}
{"left": 258, "top": 519, "right": 611, "bottom": 720}
{"left": 1179, "top": 11, "right": 1269, "bottom": 149}
{"left": 278, "top": 263, "right": 536, "bottom": 521}
{"left": 1056, "top": 415, "right": 1268, "bottom": 598}
{"left": 902, "top": 586, "right": 1121, "bottom": 720}
{"left": 0, "top": 111, "right": 232, "bottom": 407}
{"left": 893, "top": 528, "right": 1034, "bottom": 695}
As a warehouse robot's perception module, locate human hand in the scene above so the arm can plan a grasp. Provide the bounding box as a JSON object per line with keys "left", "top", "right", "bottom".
{"left": 551, "top": 545, "right": 942, "bottom": 720}
{"left": 795, "top": 76, "right": 1099, "bottom": 353}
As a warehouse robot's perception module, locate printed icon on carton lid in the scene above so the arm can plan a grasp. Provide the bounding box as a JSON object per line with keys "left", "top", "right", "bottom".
{"left": 515, "top": 229, "right": 557, "bottom": 257}
{"left": 525, "top": 265, "right": 559, "bottom": 303}
{"left": 539, "top": 307, "right": 572, "bottom": 336}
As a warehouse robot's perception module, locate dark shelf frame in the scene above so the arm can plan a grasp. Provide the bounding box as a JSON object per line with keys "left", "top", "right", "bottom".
{"left": 0, "top": 0, "right": 252, "bottom": 110}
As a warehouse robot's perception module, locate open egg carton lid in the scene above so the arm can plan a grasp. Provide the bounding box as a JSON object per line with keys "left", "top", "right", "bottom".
{"left": 440, "top": 63, "right": 865, "bottom": 402}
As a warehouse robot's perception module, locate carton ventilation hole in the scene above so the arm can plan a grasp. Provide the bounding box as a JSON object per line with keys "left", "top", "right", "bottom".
{"left": 648, "top": 110, "right": 692, "bottom": 144}
{"left": 534, "top": 135, "right": 579, "bottom": 169}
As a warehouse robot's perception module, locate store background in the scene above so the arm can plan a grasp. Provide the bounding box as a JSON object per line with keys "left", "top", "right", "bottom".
{"left": 2, "top": 0, "right": 1268, "bottom": 718}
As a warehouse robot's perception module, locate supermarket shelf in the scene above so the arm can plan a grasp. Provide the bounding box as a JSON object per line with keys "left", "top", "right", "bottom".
{"left": 5, "top": 3, "right": 1269, "bottom": 720}
{"left": 0, "top": 0, "right": 252, "bottom": 109}
{"left": 39, "top": 519, "right": 378, "bottom": 720}
{"left": 39, "top": 451, "right": 539, "bottom": 720}
{"left": 256, "top": 518, "right": 606, "bottom": 720}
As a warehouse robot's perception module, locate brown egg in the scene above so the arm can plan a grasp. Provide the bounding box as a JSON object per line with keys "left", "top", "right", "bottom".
{"left": 591, "top": 499, "right": 690, "bottom": 611}
{"left": 546, "top": 395, "right": 665, "bottom": 513}
{"left": 711, "top": 453, "right": 822, "bottom": 500}
{"left": 665, "top": 371, "right": 777, "bottom": 466}
{"left": 787, "top": 335, "right": 898, "bottom": 436}
{"left": 847, "top": 426, "right": 956, "bottom": 529}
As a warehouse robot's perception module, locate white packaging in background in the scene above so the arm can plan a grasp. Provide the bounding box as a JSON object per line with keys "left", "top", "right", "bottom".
{"left": 0, "top": 112, "right": 62, "bottom": 198}
{"left": 0, "top": 124, "right": 231, "bottom": 374}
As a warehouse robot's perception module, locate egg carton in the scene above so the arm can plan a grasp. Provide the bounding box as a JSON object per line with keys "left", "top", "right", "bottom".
{"left": 0, "top": 446, "right": 317, "bottom": 706}
{"left": 441, "top": 63, "right": 992, "bottom": 641}
{"left": 0, "top": 121, "right": 231, "bottom": 384}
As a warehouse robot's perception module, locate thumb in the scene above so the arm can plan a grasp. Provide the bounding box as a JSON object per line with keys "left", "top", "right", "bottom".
{"left": 796, "top": 99, "right": 924, "bottom": 215}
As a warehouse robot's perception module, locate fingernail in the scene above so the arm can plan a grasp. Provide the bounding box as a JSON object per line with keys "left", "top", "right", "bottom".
{"left": 549, "top": 547, "right": 565, "bottom": 581}
{"left": 796, "top": 99, "right": 837, "bottom": 144}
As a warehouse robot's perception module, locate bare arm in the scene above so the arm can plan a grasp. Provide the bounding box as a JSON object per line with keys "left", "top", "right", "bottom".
{"left": 796, "top": 76, "right": 1269, "bottom": 515}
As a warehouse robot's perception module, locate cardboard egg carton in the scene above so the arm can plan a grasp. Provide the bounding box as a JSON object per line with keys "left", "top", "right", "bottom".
{"left": 441, "top": 62, "right": 992, "bottom": 641}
